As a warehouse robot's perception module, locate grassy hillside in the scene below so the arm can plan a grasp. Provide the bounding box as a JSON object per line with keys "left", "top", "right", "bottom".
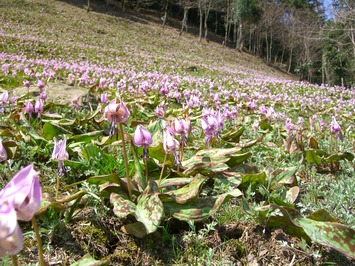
{"left": 0, "top": 0, "right": 354, "bottom": 266}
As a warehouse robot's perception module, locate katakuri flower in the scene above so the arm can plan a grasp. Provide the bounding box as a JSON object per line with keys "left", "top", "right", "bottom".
{"left": 133, "top": 125, "right": 153, "bottom": 158}
{"left": 0, "top": 203, "right": 23, "bottom": 257}
{"left": 52, "top": 137, "right": 69, "bottom": 176}
{"left": 163, "top": 128, "right": 180, "bottom": 165}
{"left": 0, "top": 164, "right": 42, "bottom": 221}
{"left": 104, "top": 98, "right": 130, "bottom": 137}
{"left": 330, "top": 116, "right": 343, "bottom": 141}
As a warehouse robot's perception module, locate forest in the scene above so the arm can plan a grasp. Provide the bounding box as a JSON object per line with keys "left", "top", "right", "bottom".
{"left": 102, "top": 0, "right": 355, "bottom": 87}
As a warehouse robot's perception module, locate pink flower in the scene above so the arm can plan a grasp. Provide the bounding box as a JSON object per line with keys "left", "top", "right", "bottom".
{"left": 104, "top": 98, "right": 130, "bottom": 137}
{"left": 34, "top": 98, "right": 44, "bottom": 117}
{"left": 0, "top": 203, "right": 23, "bottom": 257}
{"left": 330, "top": 116, "right": 343, "bottom": 141}
{"left": 23, "top": 80, "right": 30, "bottom": 88}
{"left": 100, "top": 93, "right": 108, "bottom": 104}
{"left": 37, "top": 80, "right": 45, "bottom": 91}
{"left": 134, "top": 125, "right": 152, "bottom": 158}
{"left": 163, "top": 128, "right": 180, "bottom": 165}
{"left": 52, "top": 137, "right": 69, "bottom": 176}
{"left": 0, "top": 91, "right": 9, "bottom": 104}
{"left": 0, "top": 164, "right": 42, "bottom": 221}
{"left": 25, "top": 100, "right": 34, "bottom": 116}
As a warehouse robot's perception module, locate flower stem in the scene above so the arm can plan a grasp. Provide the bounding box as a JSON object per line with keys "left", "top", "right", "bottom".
{"left": 6, "top": 160, "right": 13, "bottom": 177}
{"left": 158, "top": 153, "right": 168, "bottom": 186}
{"left": 11, "top": 255, "right": 18, "bottom": 266}
{"left": 32, "top": 216, "right": 45, "bottom": 266}
{"left": 143, "top": 156, "right": 149, "bottom": 185}
{"left": 55, "top": 173, "right": 60, "bottom": 198}
{"left": 119, "top": 123, "right": 132, "bottom": 201}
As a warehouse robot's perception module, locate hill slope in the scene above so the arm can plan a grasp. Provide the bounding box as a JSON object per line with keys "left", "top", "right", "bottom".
{"left": 0, "top": 0, "right": 294, "bottom": 84}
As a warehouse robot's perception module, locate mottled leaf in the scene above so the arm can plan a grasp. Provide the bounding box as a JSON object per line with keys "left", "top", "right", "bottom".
{"left": 135, "top": 181, "right": 164, "bottom": 234}
{"left": 285, "top": 186, "right": 300, "bottom": 203}
{"left": 275, "top": 166, "right": 298, "bottom": 184}
{"left": 163, "top": 174, "right": 207, "bottom": 204}
{"left": 297, "top": 218, "right": 355, "bottom": 259}
{"left": 110, "top": 193, "right": 136, "bottom": 218}
{"left": 121, "top": 222, "right": 148, "bottom": 238}
{"left": 221, "top": 127, "right": 245, "bottom": 142}
{"left": 163, "top": 189, "right": 242, "bottom": 221}
{"left": 306, "top": 209, "right": 339, "bottom": 223}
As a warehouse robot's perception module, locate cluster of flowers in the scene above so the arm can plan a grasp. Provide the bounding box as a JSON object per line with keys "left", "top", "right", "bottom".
{"left": 0, "top": 165, "right": 42, "bottom": 257}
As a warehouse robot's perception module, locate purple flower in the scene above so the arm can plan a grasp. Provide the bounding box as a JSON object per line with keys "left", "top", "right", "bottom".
{"left": 252, "top": 120, "right": 259, "bottom": 136}
{"left": 37, "top": 80, "right": 45, "bottom": 91}
{"left": 100, "top": 93, "right": 108, "bottom": 104}
{"left": 52, "top": 137, "right": 69, "bottom": 176}
{"left": 0, "top": 164, "right": 42, "bottom": 221}
{"left": 24, "top": 100, "right": 34, "bottom": 116}
{"left": 174, "top": 117, "right": 191, "bottom": 143}
{"left": 34, "top": 98, "right": 44, "bottom": 117}
{"left": 330, "top": 116, "right": 343, "bottom": 141}
{"left": 0, "top": 91, "right": 9, "bottom": 104}
{"left": 163, "top": 128, "right": 180, "bottom": 165}
{"left": 23, "top": 80, "right": 31, "bottom": 89}
{"left": 134, "top": 125, "right": 152, "bottom": 158}
{"left": 40, "top": 90, "right": 47, "bottom": 100}
{"left": 104, "top": 98, "right": 130, "bottom": 137}
{"left": 0, "top": 203, "right": 23, "bottom": 257}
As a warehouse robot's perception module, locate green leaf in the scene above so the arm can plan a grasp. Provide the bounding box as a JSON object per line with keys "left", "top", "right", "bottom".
{"left": 70, "top": 253, "right": 108, "bottom": 266}
{"left": 305, "top": 149, "right": 322, "bottom": 165}
{"left": 241, "top": 172, "right": 267, "bottom": 185}
{"left": 325, "top": 152, "right": 354, "bottom": 163}
{"left": 221, "top": 127, "right": 245, "bottom": 142}
{"left": 163, "top": 189, "right": 242, "bottom": 221}
{"left": 121, "top": 222, "right": 148, "bottom": 238}
{"left": 135, "top": 181, "right": 164, "bottom": 234}
{"left": 159, "top": 177, "right": 194, "bottom": 188}
{"left": 42, "top": 122, "right": 72, "bottom": 140}
{"left": 70, "top": 130, "right": 103, "bottom": 143}
{"left": 110, "top": 193, "right": 136, "bottom": 218}
{"left": 163, "top": 174, "right": 207, "bottom": 204}
{"left": 275, "top": 166, "right": 298, "bottom": 184}
{"left": 259, "top": 118, "right": 273, "bottom": 131}
{"left": 87, "top": 173, "right": 120, "bottom": 185}
{"left": 227, "top": 152, "right": 252, "bottom": 167}
{"left": 297, "top": 218, "right": 355, "bottom": 259}
{"left": 306, "top": 209, "right": 339, "bottom": 223}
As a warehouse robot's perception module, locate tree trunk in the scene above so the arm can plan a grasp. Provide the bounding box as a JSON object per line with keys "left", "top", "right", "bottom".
{"left": 204, "top": 0, "right": 211, "bottom": 40}
{"left": 198, "top": 2, "right": 203, "bottom": 41}
{"left": 180, "top": 7, "right": 189, "bottom": 34}
{"left": 162, "top": 1, "right": 168, "bottom": 28}
{"left": 236, "top": 21, "right": 243, "bottom": 51}
{"left": 288, "top": 48, "right": 293, "bottom": 72}
{"left": 224, "top": 0, "right": 230, "bottom": 45}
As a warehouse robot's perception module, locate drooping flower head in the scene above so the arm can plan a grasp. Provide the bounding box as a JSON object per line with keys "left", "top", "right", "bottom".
{"left": 134, "top": 125, "right": 153, "bottom": 158}
{"left": 174, "top": 117, "right": 191, "bottom": 145}
{"left": 0, "top": 203, "right": 23, "bottom": 257}
{"left": 34, "top": 98, "right": 44, "bottom": 117}
{"left": 100, "top": 93, "right": 108, "bottom": 104}
{"left": 0, "top": 164, "right": 42, "bottom": 221}
{"left": 330, "top": 116, "right": 343, "bottom": 141}
{"left": 104, "top": 98, "right": 130, "bottom": 137}
{"left": 163, "top": 128, "right": 180, "bottom": 166}
{"left": 52, "top": 137, "right": 69, "bottom": 176}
